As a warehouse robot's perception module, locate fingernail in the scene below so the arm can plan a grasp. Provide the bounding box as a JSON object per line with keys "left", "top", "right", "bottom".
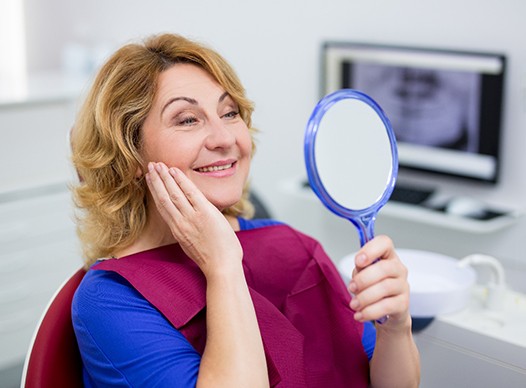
{"left": 349, "top": 281, "right": 357, "bottom": 293}
{"left": 350, "top": 298, "right": 360, "bottom": 310}
{"left": 356, "top": 254, "right": 367, "bottom": 266}
{"left": 155, "top": 163, "right": 162, "bottom": 173}
{"left": 354, "top": 312, "right": 363, "bottom": 322}
{"left": 169, "top": 167, "right": 177, "bottom": 176}
{"left": 148, "top": 162, "right": 154, "bottom": 172}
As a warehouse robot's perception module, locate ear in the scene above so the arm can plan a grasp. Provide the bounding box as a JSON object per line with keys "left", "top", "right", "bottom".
{"left": 135, "top": 165, "right": 143, "bottom": 178}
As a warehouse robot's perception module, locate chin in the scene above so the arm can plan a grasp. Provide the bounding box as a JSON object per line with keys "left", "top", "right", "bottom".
{"left": 205, "top": 192, "right": 243, "bottom": 211}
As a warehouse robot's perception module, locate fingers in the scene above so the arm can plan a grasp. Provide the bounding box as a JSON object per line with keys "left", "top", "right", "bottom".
{"left": 146, "top": 162, "right": 208, "bottom": 214}
{"left": 352, "top": 256, "right": 407, "bottom": 291}
{"left": 349, "top": 236, "right": 410, "bottom": 323}
{"left": 350, "top": 275, "right": 409, "bottom": 322}
{"left": 146, "top": 162, "right": 188, "bottom": 219}
{"left": 354, "top": 235, "right": 395, "bottom": 270}
{"left": 167, "top": 166, "right": 207, "bottom": 209}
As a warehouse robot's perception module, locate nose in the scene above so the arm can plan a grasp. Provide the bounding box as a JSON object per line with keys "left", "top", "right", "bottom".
{"left": 204, "top": 117, "right": 236, "bottom": 150}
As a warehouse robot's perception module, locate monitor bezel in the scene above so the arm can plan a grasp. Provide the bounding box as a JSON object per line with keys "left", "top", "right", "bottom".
{"left": 321, "top": 41, "right": 506, "bottom": 184}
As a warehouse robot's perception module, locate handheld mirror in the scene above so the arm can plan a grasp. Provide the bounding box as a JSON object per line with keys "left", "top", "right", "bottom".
{"left": 304, "top": 89, "right": 398, "bottom": 321}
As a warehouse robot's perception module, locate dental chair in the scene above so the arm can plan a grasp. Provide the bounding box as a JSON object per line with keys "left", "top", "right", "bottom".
{"left": 20, "top": 268, "right": 85, "bottom": 387}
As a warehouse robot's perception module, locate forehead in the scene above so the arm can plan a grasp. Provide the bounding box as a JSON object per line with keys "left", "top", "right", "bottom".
{"left": 155, "top": 63, "right": 224, "bottom": 100}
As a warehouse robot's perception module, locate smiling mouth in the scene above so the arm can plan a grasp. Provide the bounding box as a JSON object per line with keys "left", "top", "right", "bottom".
{"left": 195, "top": 162, "right": 235, "bottom": 173}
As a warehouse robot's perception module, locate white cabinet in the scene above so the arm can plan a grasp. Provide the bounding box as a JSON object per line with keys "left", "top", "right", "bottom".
{"left": 414, "top": 318, "right": 526, "bottom": 387}
{"left": 0, "top": 81, "right": 84, "bottom": 371}
{"left": 0, "top": 100, "right": 76, "bottom": 192}
{"left": 0, "top": 189, "right": 82, "bottom": 368}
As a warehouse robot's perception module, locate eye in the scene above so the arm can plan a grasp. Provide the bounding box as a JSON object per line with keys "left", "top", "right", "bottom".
{"left": 223, "top": 110, "right": 240, "bottom": 120}
{"left": 176, "top": 114, "right": 198, "bottom": 126}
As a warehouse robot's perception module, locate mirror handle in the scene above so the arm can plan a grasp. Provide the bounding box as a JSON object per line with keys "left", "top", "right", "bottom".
{"left": 352, "top": 216, "right": 389, "bottom": 324}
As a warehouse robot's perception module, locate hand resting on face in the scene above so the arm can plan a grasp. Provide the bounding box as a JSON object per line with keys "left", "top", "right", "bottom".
{"left": 145, "top": 161, "right": 243, "bottom": 278}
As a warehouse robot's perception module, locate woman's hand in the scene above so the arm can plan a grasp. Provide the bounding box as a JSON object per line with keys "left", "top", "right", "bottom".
{"left": 146, "top": 161, "right": 268, "bottom": 387}
{"left": 145, "top": 162, "right": 242, "bottom": 277}
{"left": 352, "top": 236, "right": 421, "bottom": 387}
{"left": 349, "top": 235, "right": 411, "bottom": 329}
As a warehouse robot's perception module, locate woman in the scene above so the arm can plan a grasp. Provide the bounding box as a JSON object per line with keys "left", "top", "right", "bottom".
{"left": 71, "top": 33, "right": 420, "bottom": 387}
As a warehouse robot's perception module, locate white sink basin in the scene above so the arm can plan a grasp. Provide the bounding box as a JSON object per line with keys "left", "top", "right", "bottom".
{"left": 338, "top": 248, "right": 477, "bottom": 318}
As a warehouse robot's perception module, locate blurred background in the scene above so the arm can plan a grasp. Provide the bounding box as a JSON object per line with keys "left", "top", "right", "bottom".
{"left": 2, "top": 0, "right": 526, "bottom": 386}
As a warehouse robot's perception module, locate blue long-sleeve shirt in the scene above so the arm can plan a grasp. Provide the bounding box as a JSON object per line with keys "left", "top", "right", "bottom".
{"left": 72, "top": 218, "right": 376, "bottom": 387}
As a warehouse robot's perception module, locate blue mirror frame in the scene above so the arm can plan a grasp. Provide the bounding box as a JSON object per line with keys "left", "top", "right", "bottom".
{"left": 304, "top": 89, "right": 399, "bottom": 247}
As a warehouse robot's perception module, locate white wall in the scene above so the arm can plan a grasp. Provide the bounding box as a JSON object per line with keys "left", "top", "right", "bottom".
{"left": 24, "top": 0, "right": 526, "bottom": 288}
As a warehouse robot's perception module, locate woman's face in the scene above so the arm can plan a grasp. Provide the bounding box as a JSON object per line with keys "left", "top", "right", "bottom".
{"left": 141, "top": 63, "right": 252, "bottom": 211}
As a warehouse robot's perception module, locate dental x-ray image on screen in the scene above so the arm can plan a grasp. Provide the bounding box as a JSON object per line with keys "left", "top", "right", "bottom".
{"left": 345, "top": 63, "right": 481, "bottom": 153}
{"left": 322, "top": 42, "right": 506, "bottom": 183}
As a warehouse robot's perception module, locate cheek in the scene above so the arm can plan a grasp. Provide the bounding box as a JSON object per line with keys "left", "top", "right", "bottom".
{"left": 239, "top": 129, "right": 254, "bottom": 158}
{"left": 142, "top": 132, "right": 197, "bottom": 167}
{"left": 160, "top": 145, "right": 196, "bottom": 170}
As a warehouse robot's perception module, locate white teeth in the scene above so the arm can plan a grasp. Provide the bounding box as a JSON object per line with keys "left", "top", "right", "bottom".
{"left": 197, "top": 163, "right": 233, "bottom": 172}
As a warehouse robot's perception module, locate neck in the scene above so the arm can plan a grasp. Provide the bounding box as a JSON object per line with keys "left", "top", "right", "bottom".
{"left": 112, "top": 207, "right": 240, "bottom": 259}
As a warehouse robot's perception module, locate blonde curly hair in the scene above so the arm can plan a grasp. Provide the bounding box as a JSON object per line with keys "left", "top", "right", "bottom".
{"left": 71, "top": 33, "right": 256, "bottom": 266}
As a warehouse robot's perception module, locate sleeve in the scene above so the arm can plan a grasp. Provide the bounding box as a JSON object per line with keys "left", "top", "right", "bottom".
{"left": 72, "top": 269, "right": 201, "bottom": 387}
{"left": 237, "top": 217, "right": 283, "bottom": 230}
{"left": 362, "top": 321, "right": 376, "bottom": 361}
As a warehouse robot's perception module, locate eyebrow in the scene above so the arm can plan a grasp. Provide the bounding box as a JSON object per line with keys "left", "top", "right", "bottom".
{"left": 160, "top": 91, "right": 231, "bottom": 117}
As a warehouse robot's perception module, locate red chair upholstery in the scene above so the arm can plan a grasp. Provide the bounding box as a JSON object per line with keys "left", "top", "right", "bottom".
{"left": 21, "top": 268, "right": 86, "bottom": 387}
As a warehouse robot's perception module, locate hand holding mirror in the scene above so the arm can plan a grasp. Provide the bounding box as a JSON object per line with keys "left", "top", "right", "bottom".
{"left": 304, "top": 89, "right": 398, "bottom": 323}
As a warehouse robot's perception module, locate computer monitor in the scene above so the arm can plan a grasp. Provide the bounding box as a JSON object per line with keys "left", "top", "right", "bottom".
{"left": 321, "top": 41, "right": 506, "bottom": 184}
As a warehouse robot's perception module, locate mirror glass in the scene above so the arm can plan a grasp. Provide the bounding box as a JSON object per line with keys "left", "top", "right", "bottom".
{"left": 315, "top": 98, "right": 393, "bottom": 210}
{"left": 304, "top": 89, "right": 398, "bottom": 246}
